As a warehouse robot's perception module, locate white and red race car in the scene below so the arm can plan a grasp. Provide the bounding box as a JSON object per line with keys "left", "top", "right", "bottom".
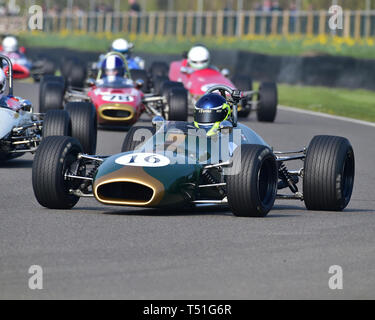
{"left": 0, "top": 37, "right": 55, "bottom": 81}
{"left": 150, "top": 57, "right": 278, "bottom": 122}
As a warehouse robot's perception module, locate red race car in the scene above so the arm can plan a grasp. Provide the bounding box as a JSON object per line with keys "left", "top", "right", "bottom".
{"left": 150, "top": 46, "right": 278, "bottom": 122}
{"left": 39, "top": 53, "right": 189, "bottom": 127}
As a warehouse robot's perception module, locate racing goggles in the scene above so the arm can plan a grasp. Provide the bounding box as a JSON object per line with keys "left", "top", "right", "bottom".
{"left": 191, "top": 59, "right": 209, "bottom": 66}
{"left": 105, "top": 69, "right": 119, "bottom": 76}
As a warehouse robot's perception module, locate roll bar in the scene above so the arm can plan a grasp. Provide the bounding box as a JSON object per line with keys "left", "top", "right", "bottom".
{"left": 206, "top": 85, "right": 240, "bottom": 127}
{"left": 96, "top": 51, "right": 131, "bottom": 81}
{"left": 0, "top": 54, "right": 14, "bottom": 96}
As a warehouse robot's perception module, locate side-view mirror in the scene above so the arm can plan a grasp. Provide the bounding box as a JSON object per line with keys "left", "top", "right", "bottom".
{"left": 221, "top": 68, "right": 230, "bottom": 78}
{"left": 86, "top": 78, "right": 96, "bottom": 87}
{"left": 135, "top": 79, "right": 144, "bottom": 89}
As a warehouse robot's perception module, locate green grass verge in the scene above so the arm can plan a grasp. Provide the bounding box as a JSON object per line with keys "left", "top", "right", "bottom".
{"left": 19, "top": 32, "right": 375, "bottom": 60}
{"left": 278, "top": 84, "right": 375, "bottom": 122}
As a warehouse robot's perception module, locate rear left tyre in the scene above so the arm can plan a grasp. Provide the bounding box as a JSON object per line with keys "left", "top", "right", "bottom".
{"left": 43, "top": 110, "right": 71, "bottom": 138}
{"left": 227, "top": 144, "right": 278, "bottom": 217}
{"left": 303, "top": 135, "right": 355, "bottom": 211}
{"left": 65, "top": 102, "right": 97, "bottom": 154}
{"left": 32, "top": 136, "right": 82, "bottom": 209}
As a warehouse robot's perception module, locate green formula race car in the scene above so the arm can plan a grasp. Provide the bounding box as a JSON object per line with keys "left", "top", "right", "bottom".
{"left": 32, "top": 86, "right": 355, "bottom": 217}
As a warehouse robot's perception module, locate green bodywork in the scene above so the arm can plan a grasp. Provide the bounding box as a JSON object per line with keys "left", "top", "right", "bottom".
{"left": 93, "top": 121, "right": 269, "bottom": 208}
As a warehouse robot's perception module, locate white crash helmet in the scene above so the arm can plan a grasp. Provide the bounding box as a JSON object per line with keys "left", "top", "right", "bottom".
{"left": 111, "top": 38, "right": 133, "bottom": 56}
{"left": 2, "top": 36, "right": 18, "bottom": 53}
{"left": 0, "top": 68, "right": 6, "bottom": 96}
{"left": 188, "top": 45, "right": 210, "bottom": 70}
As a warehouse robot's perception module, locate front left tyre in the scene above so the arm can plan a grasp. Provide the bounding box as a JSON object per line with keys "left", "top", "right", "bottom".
{"left": 43, "top": 110, "right": 71, "bottom": 138}
{"left": 32, "top": 136, "right": 82, "bottom": 209}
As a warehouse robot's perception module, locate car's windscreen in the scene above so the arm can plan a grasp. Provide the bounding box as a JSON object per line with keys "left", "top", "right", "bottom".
{"left": 137, "top": 122, "right": 235, "bottom": 164}
{"left": 96, "top": 77, "right": 133, "bottom": 89}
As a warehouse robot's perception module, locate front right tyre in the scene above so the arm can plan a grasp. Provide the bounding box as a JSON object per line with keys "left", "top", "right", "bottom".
{"left": 227, "top": 144, "right": 278, "bottom": 217}
{"left": 32, "top": 136, "right": 82, "bottom": 209}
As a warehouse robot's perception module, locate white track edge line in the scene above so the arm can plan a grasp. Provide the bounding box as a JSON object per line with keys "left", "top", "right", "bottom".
{"left": 279, "top": 105, "right": 375, "bottom": 128}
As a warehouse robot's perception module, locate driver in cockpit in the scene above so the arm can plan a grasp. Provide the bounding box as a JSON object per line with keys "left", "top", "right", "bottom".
{"left": 96, "top": 54, "right": 129, "bottom": 86}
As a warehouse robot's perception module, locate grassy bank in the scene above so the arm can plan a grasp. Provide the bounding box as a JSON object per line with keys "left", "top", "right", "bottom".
{"left": 19, "top": 32, "right": 375, "bottom": 60}
{"left": 278, "top": 84, "right": 375, "bottom": 122}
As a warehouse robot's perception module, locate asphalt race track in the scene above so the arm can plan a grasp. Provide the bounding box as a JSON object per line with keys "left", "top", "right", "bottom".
{"left": 0, "top": 82, "right": 374, "bottom": 300}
